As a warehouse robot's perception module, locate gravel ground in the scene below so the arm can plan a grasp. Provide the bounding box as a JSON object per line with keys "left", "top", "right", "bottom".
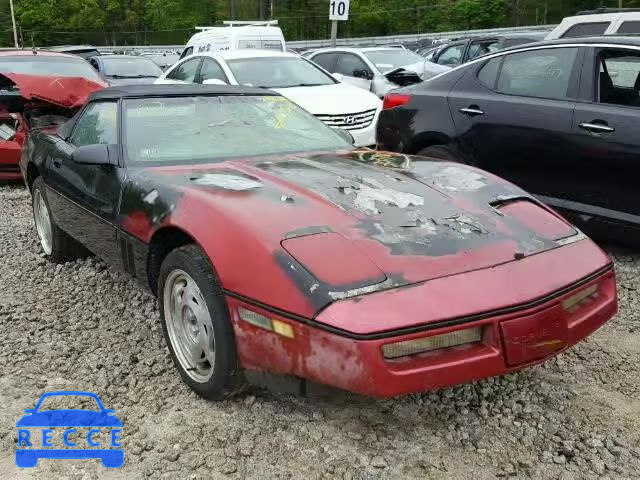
{"left": 0, "top": 183, "right": 638, "bottom": 480}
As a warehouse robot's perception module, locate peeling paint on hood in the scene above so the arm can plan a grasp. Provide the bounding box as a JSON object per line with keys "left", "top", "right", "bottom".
{"left": 431, "top": 166, "right": 487, "bottom": 192}
{"left": 190, "top": 172, "right": 263, "bottom": 190}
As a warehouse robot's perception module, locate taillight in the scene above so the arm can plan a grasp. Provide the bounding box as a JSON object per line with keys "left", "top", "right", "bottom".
{"left": 382, "top": 93, "right": 411, "bottom": 110}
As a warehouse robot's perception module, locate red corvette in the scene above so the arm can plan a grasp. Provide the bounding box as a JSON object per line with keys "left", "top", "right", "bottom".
{"left": 0, "top": 50, "right": 105, "bottom": 179}
{"left": 21, "top": 85, "right": 617, "bottom": 399}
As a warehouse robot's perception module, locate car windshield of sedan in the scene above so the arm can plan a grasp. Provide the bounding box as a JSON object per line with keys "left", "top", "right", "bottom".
{"left": 226, "top": 57, "right": 336, "bottom": 88}
{"left": 123, "top": 95, "right": 351, "bottom": 164}
{"left": 101, "top": 57, "right": 163, "bottom": 77}
{"left": 363, "top": 50, "right": 424, "bottom": 72}
{"left": 0, "top": 56, "right": 103, "bottom": 81}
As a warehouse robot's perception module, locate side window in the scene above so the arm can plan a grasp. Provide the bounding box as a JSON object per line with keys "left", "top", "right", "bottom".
{"left": 477, "top": 57, "right": 502, "bottom": 89}
{"left": 598, "top": 50, "right": 640, "bottom": 107}
{"left": 561, "top": 22, "right": 609, "bottom": 38}
{"left": 335, "top": 53, "right": 370, "bottom": 77}
{"left": 166, "top": 58, "right": 201, "bottom": 82}
{"left": 70, "top": 102, "right": 117, "bottom": 147}
{"left": 180, "top": 46, "right": 193, "bottom": 59}
{"left": 617, "top": 21, "right": 640, "bottom": 34}
{"left": 494, "top": 47, "right": 579, "bottom": 100}
{"left": 467, "top": 40, "right": 500, "bottom": 61}
{"left": 199, "top": 58, "right": 228, "bottom": 83}
{"left": 436, "top": 44, "right": 464, "bottom": 66}
{"left": 311, "top": 53, "right": 338, "bottom": 72}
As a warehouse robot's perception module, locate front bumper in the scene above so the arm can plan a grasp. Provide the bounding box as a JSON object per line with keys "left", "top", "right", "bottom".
{"left": 230, "top": 260, "right": 616, "bottom": 398}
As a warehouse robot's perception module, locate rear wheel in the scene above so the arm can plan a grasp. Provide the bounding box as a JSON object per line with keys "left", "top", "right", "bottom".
{"left": 31, "top": 177, "right": 86, "bottom": 263}
{"left": 416, "top": 144, "right": 461, "bottom": 161}
{"left": 158, "top": 244, "right": 244, "bottom": 400}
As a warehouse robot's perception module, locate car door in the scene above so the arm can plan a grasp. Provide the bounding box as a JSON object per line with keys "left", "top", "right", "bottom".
{"left": 568, "top": 46, "right": 640, "bottom": 223}
{"left": 433, "top": 42, "right": 466, "bottom": 67}
{"left": 197, "top": 57, "right": 230, "bottom": 84}
{"left": 45, "top": 100, "right": 124, "bottom": 267}
{"left": 465, "top": 38, "right": 500, "bottom": 63}
{"left": 309, "top": 52, "right": 338, "bottom": 74}
{"left": 158, "top": 57, "right": 202, "bottom": 84}
{"left": 332, "top": 52, "right": 373, "bottom": 90}
{"left": 447, "top": 46, "right": 583, "bottom": 197}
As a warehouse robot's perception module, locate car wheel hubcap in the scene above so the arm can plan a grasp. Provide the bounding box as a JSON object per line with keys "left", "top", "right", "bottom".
{"left": 164, "top": 269, "right": 215, "bottom": 383}
{"left": 33, "top": 189, "right": 53, "bottom": 255}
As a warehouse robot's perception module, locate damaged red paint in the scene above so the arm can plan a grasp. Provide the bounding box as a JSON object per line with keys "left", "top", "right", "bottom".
{"left": 0, "top": 73, "right": 105, "bottom": 179}
{"left": 0, "top": 73, "right": 105, "bottom": 109}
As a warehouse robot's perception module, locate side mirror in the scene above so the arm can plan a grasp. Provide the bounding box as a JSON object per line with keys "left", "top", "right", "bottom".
{"left": 332, "top": 73, "right": 344, "bottom": 82}
{"left": 353, "top": 69, "right": 372, "bottom": 80}
{"left": 332, "top": 127, "right": 355, "bottom": 145}
{"left": 203, "top": 78, "right": 227, "bottom": 86}
{"left": 24, "top": 409, "right": 34, "bottom": 414}
{"left": 71, "top": 144, "right": 115, "bottom": 166}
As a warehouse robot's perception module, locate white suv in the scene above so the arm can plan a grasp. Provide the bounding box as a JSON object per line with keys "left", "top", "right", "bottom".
{"left": 546, "top": 10, "right": 640, "bottom": 39}
{"left": 155, "top": 50, "right": 382, "bottom": 147}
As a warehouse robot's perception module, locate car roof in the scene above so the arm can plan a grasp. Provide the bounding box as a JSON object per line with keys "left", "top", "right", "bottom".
{"left": 497, "top": 35, "right": 640, "bottom": 53}
{"left": 197, "top": 49, "right": 297, "bottom": 60}
{"left": 88, "top": 84, "right": 278, "bottom": 101}
{"left": 311, "top": 46, "right": 414, "bottom": 54}
{"left": 97, "top": 54, "right": 153, "bottom": 60}
{"left": 0, "top": 49, "right": 77, "bottom": 58}
{"left": 48, "top": 45, "right": 99, "bottom": 52}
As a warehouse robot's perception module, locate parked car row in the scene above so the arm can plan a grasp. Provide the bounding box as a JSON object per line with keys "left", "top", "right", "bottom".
{"left": 377, "top": 35, "right": 640, "bottom": 244}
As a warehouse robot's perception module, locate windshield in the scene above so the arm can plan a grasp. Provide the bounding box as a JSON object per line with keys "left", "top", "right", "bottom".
{"left": 363, "top": 50, "right": 424, "bottom": 72}
{"left": 227, "top": 57, "right": 336, "bottom": 88}
{"left": 101, "top": 57, "right": 163, "bottom": 77}
{"left": 123, "top": 95, "right": 350, "bottom": 164}
{"left": 0, "top": 56, "right": 103, "bottom": 81}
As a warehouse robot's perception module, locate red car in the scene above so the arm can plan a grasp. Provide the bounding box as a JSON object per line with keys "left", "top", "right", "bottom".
{"left": 0, "top": 50, "right": 106, "bottom": 180}
{"left": 21, "top": 85, "right": 617, "bottom": 399}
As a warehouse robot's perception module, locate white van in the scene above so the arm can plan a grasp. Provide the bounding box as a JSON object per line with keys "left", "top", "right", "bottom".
{"left": 546, "top": 9, "right": 640, "bottom": 39}
{"left": 180, "top": 21, "right": 286, "bottom": 59}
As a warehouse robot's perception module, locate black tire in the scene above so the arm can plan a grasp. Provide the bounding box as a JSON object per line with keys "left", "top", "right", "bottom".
{"left": 31, "top": 177, "right": 87, "bottom": 264}
{"left": 158, "top": 244, "right": 245, "bottom": 400}
{"left": 416, "top": 144, "right": 467, "bottom": 163}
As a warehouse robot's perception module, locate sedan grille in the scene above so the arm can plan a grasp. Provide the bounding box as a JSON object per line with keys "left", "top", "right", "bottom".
{"left": 314, "top": 108, "right": 377, "bottom": 131}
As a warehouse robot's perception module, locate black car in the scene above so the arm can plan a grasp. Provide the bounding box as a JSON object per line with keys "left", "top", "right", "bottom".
{"left": 377, "top": 36, "right": 640, "bottom": 242}
{"left": 429, "top": 32, "right": 547, "bottom": 67}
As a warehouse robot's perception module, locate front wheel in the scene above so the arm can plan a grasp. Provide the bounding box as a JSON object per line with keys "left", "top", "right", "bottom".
{"left": 416, "top": 144, "right": 470, "bottom": 164}
{"left": 158, "top": 244, "right": 244, "bottom": 400}
{"left": 31, "top": 177, "right": 85, "bottom": 264}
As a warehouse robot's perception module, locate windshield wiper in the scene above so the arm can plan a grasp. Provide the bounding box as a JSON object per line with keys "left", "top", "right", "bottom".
{"left": 269, "top": 83, "right": 328, "bottom": 88}
{"left": 108, "top": 74, "right": 157, "bottom": 78}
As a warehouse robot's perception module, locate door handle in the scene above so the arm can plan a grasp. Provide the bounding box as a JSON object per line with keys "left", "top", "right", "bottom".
{"left": 579, "top": 122, "right": 615, "bottom": 134}
{"left": 459, "top": 106, "right": 485, "bottom": 117}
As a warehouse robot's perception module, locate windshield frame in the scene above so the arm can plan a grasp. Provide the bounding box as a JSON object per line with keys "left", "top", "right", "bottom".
{"left": 226, "top": 56, "right": 338, "bottom": 89}
{"left": 0, "top": 55, "right": 104, "bottom": 81}
{"left": 120, "top": 93, "right": 352, "bottom": 167}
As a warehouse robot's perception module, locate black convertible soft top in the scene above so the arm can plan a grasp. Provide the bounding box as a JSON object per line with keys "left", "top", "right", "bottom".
{"left": 88, "top": 84, "right": 278, "bottom": 101}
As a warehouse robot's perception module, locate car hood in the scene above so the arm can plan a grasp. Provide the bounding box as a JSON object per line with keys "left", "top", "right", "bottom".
{"left": 124, "top": 150, "right": 586, "bottom": 316}
{"left": 0, "top": 73, "right": 106, "bottom": 110}
{"left": 16, "top": 410, "right": 123, "bottom": 427}
{"left": 273, "top": 83, "right": 381, "bottom": 115}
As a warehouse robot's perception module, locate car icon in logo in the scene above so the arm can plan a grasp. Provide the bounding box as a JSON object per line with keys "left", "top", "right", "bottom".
{"left": 15, "top": 391, "right": 123, "bottom": 468}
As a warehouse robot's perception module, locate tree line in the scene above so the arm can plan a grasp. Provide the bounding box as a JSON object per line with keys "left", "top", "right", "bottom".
{"left": 1, "top": 0, "right": 638, "bottom": 47}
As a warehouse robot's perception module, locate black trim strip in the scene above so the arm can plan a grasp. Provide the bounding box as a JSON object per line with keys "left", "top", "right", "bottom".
{"left": 224, "top": 263, "right": 614, "bottom": 341}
